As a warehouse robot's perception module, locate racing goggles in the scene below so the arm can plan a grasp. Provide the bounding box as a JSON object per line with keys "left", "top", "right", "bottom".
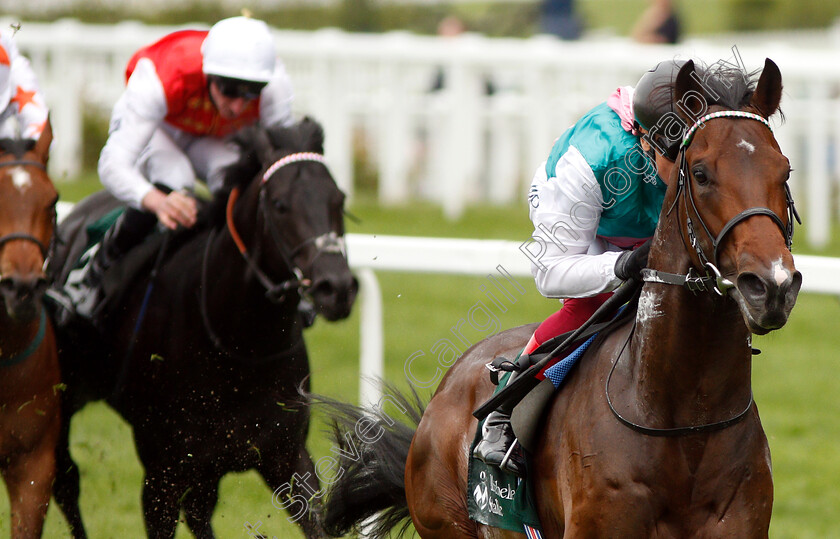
{"left": 211, "top": 76, "right": 267, "bottom": 100}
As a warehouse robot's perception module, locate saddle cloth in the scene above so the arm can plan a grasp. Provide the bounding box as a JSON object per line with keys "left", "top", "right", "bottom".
{"left": 466, "top": 332, "right": 602, "bottom": 535}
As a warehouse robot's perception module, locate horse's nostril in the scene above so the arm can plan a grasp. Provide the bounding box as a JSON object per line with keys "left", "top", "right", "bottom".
{"left": 783, "top": 270, "right": 803, "bottom": 307}
{"left": 737, "top": 273, "right": 767, "bottom": 305}
{"left": 310, "top": 279, "right": 336, "bottom": 300}
{"left": 784, "top": 270, "right": 803, "bottom": 295}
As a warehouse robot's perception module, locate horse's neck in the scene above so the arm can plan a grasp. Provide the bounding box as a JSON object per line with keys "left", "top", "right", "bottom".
{"left": 207, "top": 199, "right": 300, "bottom": 340}
{"left": 628, "top": 220, "right": 752, "bottom": 422}
{"left": 0, "top": 309, "right": 38, "bottom": 354}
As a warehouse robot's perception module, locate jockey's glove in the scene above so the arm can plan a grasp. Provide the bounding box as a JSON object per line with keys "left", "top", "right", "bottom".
{"left": 614, "top": 239, "right": 652, "bottom": 281}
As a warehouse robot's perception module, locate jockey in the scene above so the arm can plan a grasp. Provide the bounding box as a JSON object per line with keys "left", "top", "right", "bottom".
{"left": 59, "top": 16, "right": 296, "bottom": 325}
{"left": 0, "top": 28, "right": 49, "bottom": 140}
{"left": 473, "top": 60, "right": 687, "bottom": 475}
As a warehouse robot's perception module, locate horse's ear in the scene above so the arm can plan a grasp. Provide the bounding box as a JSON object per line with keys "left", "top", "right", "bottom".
{"left": 253, "top": 128, "right": 275, "bottom": 165}
{"left": 750, "top": 58, "right": 782, "bottom": 119}
{"left": 33, "top": 116, "right": 52, "bottom": 165}
{"left": 300, "top": 116, "right": 325, "bottom": 154}
{"left": 673, "top": 59, "right": 707, "bottom": 124}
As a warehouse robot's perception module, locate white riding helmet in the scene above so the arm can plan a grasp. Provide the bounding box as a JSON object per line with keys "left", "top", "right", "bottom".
{"left": 202, "top": 16, "right": 276, "bottom": 83}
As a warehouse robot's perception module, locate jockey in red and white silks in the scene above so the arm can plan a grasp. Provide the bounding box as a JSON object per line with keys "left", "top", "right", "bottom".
{"left": 98, "top": 16, "right": 294, "bottom": 226}
{"left": 0, "top": 28, "right": 49, "bottom": 140}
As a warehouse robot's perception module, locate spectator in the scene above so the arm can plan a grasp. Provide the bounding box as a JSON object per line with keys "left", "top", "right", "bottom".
{"left": 429, "top": 16, "right": 495, "bottom": 96}
{"left": 632, "top": 0, "right": 681, "bottom": 44}
{"left": 540, "top": 0, "right": 583, "bottom": 40}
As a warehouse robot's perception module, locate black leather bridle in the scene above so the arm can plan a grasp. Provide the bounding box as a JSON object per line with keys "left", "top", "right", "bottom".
{"left": 0, "top": 159, "right": 53, "bottom": 263}
{"left": 607, "top": 110, "right": 800, "bottom": 436}
{"left": 642, "top": 110, "right": 800, "bottom": 296}
{"left": 200, "top": 151, "right": 347, "bottom": 363}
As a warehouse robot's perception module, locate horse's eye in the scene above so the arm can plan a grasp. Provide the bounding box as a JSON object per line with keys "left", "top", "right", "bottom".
{"left": 273, "top": 199, "right": 290, "bottom": 213}
{"left": 692, "top": 167, "right": 709, "bottom": 185}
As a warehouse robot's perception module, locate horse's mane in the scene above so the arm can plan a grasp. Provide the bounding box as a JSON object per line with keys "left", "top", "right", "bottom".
{"left": 201, "top": 117, "right": 325, "bottom": 228}
{"left": 651, "top": 60, "right": 782, "bottom": 122}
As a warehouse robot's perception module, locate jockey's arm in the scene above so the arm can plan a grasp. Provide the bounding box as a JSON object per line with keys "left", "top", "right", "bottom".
{"left": 7, "top": 39, "right": 48, "bottom": 140}
{"left": 98, "top": 58, "right": 166, "bottom": 210}
{"left": 528, "top": 146, "right": 623, "bottom": 299}
{"left": 258, "top": 59, "right": 295, "bottom": 128}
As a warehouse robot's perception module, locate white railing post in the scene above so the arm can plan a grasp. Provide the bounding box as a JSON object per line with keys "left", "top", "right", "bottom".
{"left": 377, "top": 33, "right": 413, "bottom": 205}
{"left": 12, "top": 21, "right": 840, "bottom": 247}
{"left": 357, "top": 268, "right": 384, "bottom": 408}
{"left": 487, "top": 91, "right": 523, "bottom": 204}
{"left": 806, "top": 81, "right": 830, "bottom": 248}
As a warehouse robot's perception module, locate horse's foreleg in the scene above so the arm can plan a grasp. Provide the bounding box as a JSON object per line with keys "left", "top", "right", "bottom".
{"left": 182, "top": 476, "right": 221, "bottom": 539}
{"left": 52, "top": 418, "right": 87, "bottom": 539}
{"left": 142, "top": 469, "right": 183, "bottom": 539}
{"left": 257, "top": 446, "right": 325, "bottom": 539}
{"left": 2, "top": 442, "right": 55, "bottom": 539}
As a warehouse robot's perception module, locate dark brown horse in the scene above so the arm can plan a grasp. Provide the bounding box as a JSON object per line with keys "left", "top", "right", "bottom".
{"left": 319, "top": 59, "right": 801, "bottom": 538}
{"left": 48, "top": 118, "right": 357, "bottom": 538}
{"left": 0, "top": 124, "right": 60, "bottom": 538}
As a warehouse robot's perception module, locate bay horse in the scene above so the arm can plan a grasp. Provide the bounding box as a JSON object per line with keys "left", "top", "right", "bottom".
{"left": 0, "top": 123, "right": 60, "bottom": 538}
{"left": 319, "top": 59, "right": 801, "bottom": 538}
{"left": 48, "top": 118, "right": 358, "bottom": 538}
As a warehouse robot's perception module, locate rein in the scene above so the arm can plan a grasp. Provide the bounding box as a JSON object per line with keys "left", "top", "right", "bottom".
{"left": 226, "top": 185, "right": 308, "bottom": 302}
{"left": 199, "top": 151, "right": 341, "bottom": 363}
{"left": 643, "top": 110, "right": 800, "bottom": 296}
{"left": 0, "top": 308, "right": 47, "bottom": 368}
{"left": 608, "top": 111, "right": 790, "bottom": 437}
{"left": 223, "top": 151, "right": 344, "bottom": 303}
{"left": 605, "top": 319, "right": 754, "bottom": 437}
{"left": 199, "top": 226, "right": 305, "bottom": 365}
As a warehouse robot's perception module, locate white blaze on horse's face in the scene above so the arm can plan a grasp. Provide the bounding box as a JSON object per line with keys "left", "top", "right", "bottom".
{"left": 637, "top": 289, "right": 664, "bottom": 325}
{"left": 772, "top": 257, "right": 791, "bottom": 286}
{"left": 11, "top": 166, "right": 32, "bottom": 192}
{"left": 737, "top": 139, "right": 756, "bottom": 154}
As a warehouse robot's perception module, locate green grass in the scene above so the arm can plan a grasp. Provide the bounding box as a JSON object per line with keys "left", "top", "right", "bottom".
{"left": 3, "top": 180, "right": 840, "bottom": 536}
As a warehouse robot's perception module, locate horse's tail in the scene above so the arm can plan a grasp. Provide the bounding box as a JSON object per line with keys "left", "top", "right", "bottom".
{"left": 310, "top": 383, "right": 425, "bottom": 538}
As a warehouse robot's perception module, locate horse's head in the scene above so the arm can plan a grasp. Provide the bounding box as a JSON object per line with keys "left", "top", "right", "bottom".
{"left": 234, "top": 118, "right": 358, "bottom": 321}
{"left": 0, "top": 121, "right": 57, "bottom": 320}
{"left": 666, "top": 59, "right": 801, "bottom": 334}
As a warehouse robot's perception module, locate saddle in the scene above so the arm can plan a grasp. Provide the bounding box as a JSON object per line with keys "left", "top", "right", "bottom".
{"left": 466, "top": 288, "right": 640, "bottom": 535}
{"left": 48, "top": 196, "right": 193, "bottom": 333}
{"left": 511, "top": 295, "right": 639, "bottom": 451}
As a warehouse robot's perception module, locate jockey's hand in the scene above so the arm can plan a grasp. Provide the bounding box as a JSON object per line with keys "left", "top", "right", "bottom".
{"left": 143, "top": 188, "right": 198, "bottom": 230}
{"left": 614, "top": 239, "right": 652, "bottom": 281}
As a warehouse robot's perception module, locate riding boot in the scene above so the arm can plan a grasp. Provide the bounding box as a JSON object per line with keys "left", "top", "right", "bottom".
{"left": 61, "top": 208, "right": 158, "bottom": 324}
{"left": 472, "top": 370, "right": 527, "bottom": 476}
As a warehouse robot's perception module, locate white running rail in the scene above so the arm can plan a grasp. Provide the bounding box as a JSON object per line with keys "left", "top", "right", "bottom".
{"left": 56, "top": 201, "right": 840, "bottom": 405}
{"left": 9, "top": 19, "right": 840, "bottom": 247}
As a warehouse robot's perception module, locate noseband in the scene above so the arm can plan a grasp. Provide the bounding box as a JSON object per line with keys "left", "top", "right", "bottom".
{"left": 642, "top": 111, "right": 800, "bottom": 296}
{"left": 0, "top": 158, "right": 53, "bottom": 275}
